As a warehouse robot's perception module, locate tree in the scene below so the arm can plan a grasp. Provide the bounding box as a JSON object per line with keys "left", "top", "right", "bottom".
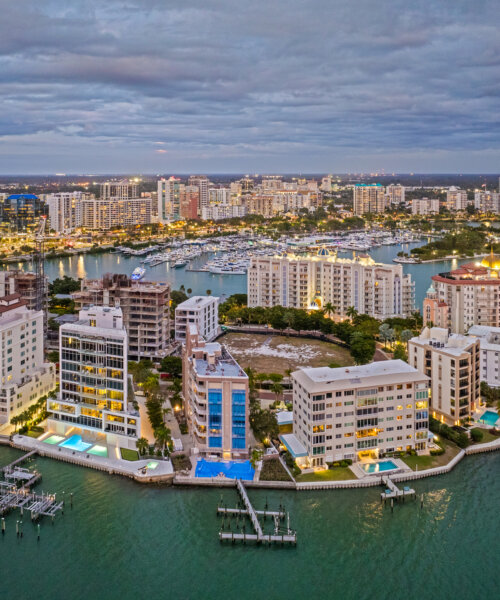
{"left": 206, "top": 289, "right": 212, "bottom": 296}
{"left": 154, "top": 426, "right": 172, "bottom": 457}
{"left": 400, "top": 329, "right": 414, "bottom": 344}
{"left": 187, "top": 288, "right": 192, "bottom": 295}
{"left": 393, "top": 343, "right": 408, "bottom": 362}
{"left": 379, "top": 323, "right": 391, "bottom": 350}
{"left": 250, "top": 408, "right": 278, "bottom": 442}
{"left": 271, "top": 382, "right": 284, "bottom": 403}
{"left": 346, "top": 306, "right": 358, "bottom": 322}
{"left": 159, "top": 356, "right": 182, "bottom": 377}
{"left": 324, "top": 303, "right": 336, "bottom": 319}
{"left": 136, "top": 437, "right": 149, "bottom": 456}
{"left": 470, "top": 428, "right": 483, "bottom": 443}
{"left": 349, "top": 332, "right": 375, "bottom": 365}
{"left": 47, "top": 350, "right": 59, "bottom": 364}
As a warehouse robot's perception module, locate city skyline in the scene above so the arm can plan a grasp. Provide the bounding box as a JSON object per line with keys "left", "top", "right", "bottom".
{"left": 1, "top": 0, "right": 499, "bottom": 174}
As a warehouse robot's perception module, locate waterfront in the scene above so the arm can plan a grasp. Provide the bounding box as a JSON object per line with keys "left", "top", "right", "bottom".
{"left": 1, "top": 445, "right": 499, "bottom": 599}
{"left": 14, "top": 240, "right": 472, "bottom": 308}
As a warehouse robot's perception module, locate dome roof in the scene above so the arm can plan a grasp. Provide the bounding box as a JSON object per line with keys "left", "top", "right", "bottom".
{"left": 317, "top": 247, "right": 330, "bottom": 256}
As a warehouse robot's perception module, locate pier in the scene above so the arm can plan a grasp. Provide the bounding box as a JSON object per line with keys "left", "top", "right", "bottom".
{"left": 0, "top": 450, "right": 65, "bottom": 521}
{"left": 217, "top": 479, "right": 297, "bottom": 546}
{"left": 380, "top": 476, "right": 415, "bottom": 502}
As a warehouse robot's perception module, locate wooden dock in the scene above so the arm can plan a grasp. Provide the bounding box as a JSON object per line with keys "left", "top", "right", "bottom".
{"left": 380, "top": 476, "right": 415, "bottom": 502}
{"left": 217, "top": 479, "right": 296, "bottom": 546}
{"left": 1, "top": 450, "right": 37, "bottom": 474}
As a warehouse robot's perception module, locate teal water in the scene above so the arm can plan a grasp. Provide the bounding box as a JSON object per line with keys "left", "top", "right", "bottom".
{"left": 1, "top": 446, "right": 499, "bottom": 600}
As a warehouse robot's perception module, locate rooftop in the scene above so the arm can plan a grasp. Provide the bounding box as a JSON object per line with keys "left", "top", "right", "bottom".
{"left": 409, "top": 327, "right": 477, "bottom": 355}
{"left": 177, "top": 295, "right": 219, "bottom": 310}
{"left": 279, "top": 433, "right": 307, "bottom": 458}
{"left": 292, "top": 359, "right": 427, "bottom": 392}
{"left": 192, "top": 343, "right": 246, "bottom": 379}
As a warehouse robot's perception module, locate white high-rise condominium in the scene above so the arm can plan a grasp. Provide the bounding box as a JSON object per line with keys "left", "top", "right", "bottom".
{"left": 288, "top": 360, "right": 429, "bottom": 468}
{"left": 45, "top": 191, "right": 88, "bottom": 233}
{"left": 0, "top": 294, "right": 56, "bottom": 426}
{"left": 385, "top": 184, "right": 405, "bottom": 206}
{"left": 353, "top": 183, "right": 386, "bottom": 215}
{"left": 175, "top": 295, "right": 219, "bottom": 342}
{"left": 100, "top": 180, "right": 138, "bottom": 200}
{"left": 446, "top": 186, "right": 468, "bottom": 211}
{"left": 47, "top": 305, "right": 140, "bottom": 449}
{"left": 158, "top": 177, "right": 183, "bottom": 223}
{"left": 248, "top": 250, "right": 415, "bottom": 319}
{"left": 188, "top": 176, "right": 209, "bottom": 213}
{"left": 474, "top": 190, "right": 500, "bottom": 214}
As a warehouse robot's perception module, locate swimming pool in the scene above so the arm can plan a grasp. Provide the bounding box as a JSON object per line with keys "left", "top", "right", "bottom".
{"left": 195, "top": 459, "right": 255, "bottom": 480}
{"left": 59, "top": 435, "right": 92, "bottom": 452}
{"left": 43, "top": 434, "right": 65, "bottom": 445}
{"left": 88, "top": 445, "right": 108, "bottom": 457}
{"left": 360, "top": 460, "right": 398, "bottom": 474}
{"left": 478, "top": 411, "right": 499, "bottom": 427}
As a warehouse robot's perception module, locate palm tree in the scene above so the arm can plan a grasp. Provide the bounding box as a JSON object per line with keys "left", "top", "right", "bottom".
{"left": 346, "top": 306, "right": 358, "bottom": 322}
{"left": 324, "top": 302, "right": 336, "bottom": 319}
{"left": 206, "top": 289, "right": 212, "bottom": 296}
{"left": 136, "top": 437, "right": 149, "bottom": 456}
{"left": 400, "top": 329, "right": 413, "bottom": 345}
{"left": 154, "top": 426, "right": 172, "bottom": 457}
{"left": 271, "top": 382, "right": 284, "bottom": 403}
{"left": 187, "top": 288, "right": 192, "bottom": 295}
{"left": 379, "top": 323, "right": 391, "bottom": 350}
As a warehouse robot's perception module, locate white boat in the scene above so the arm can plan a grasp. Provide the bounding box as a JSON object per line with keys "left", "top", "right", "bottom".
{"left": 131, "top": 267, "right": 146, "bottom": 280}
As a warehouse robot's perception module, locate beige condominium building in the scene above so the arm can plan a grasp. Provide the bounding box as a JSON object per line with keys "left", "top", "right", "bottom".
{"left": 0, "top": 294, "right": 56, "bottom": 427}
{"left": 408, "top": 327, "right": 480, "bottom": 424}
{"left": 182, "top": 324, "right": 249, "bottom": 459}
{"left": 289, "top": 360, "right": 429, "bottom": 468}
{"left": 424, "top": 255, "right": 500, "bottom": 334}
{"left": 72, "top": 274, "right": 171, "bottom": 360}
{"left": 248, "top": 250, "right": 415, "bottom": 319}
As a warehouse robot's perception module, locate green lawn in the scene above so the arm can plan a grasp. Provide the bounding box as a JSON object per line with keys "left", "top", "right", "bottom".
{"left": 120, "top": 448, "right": 140, "bottom": 461}
{"left": 401, "top": 439, "right": 461, "bottom": 471}
{"left": 259, "top": 458, "right": 292, "bottom": 482}
{"left": 25, "top": 429, "right": 44, "bottom": 439}
{"left": 472, "top": 429, "right": 500, "bottom": 444}
{"left": 295, "top": 467, "right": 357, "bottom": 482}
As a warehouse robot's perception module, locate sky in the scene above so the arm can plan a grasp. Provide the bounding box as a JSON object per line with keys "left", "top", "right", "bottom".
{"left": 0, "top": 0, "right": 499, "bottom": 174}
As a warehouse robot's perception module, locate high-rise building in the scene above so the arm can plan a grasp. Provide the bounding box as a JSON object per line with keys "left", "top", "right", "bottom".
{"left": 385, "top": 184, "right": 405, "bottom": 206}
{"left": 425, "top": 255, "right": 500, "bottom": 333}
{"left": 182, "top": 324, "right": 249, "bottom": 459}
{"left": 468, "top": 325, "right": 500, "bottom": 388}
{"left": 46, "top": 192, "right": 88, "bottom": 233}
{"left": 0, "top": 270, "right": 48, "bottom": 319}
{"left": 0, "top": 294, "right": 56, "bottom": 426}
{"left": 180, "top": 185, "right": 200, "bottom": 220}
{"left": 188, "top": 176, "right": 209, "bottom": 213}
{"left": 412, "top": 198, "right": 440, "bottom": 215}
{"left": 158, "top": 177, "right": 183, "bottom": 223}
{"left": 0, "top": 194, "right": 47, "bottom": 231}
{"left": 175, "top": 296, "right": 219, "bottom": 343}
{"left": 47, "top": 305, "right": 140, "bottom": 449}
{"left": 72, "top": 274, "right": 171, "bottom": 360}
{"left": 474, "top": 190, "right": 500, "bottom": 214}
{"left": 288, "top": 360, "right": 429, "bottom": 468}
{"left": 81, "top": 197, "right": 153, "bottom": 229}
{"left": 248, "top": 250, "right": 415, "bottom": 319}
{"left": 100, "top": 180, "right": 138, "bottom": 200}
{"left": 353, "top": 184, "right": 386, "bottom": 215}
{"left": 446, "top": 186, "right": 468, "bottom": 211}
{"left": 408, "top": 327, "right": 480, "bottom": 423}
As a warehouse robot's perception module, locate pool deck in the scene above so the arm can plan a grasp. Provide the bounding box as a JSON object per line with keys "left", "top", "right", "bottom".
{"left": 350, "top": 458, "right": 410, "bottom": 479}
{"left": 8, "top": 434, "right": 174, "bottom": 483}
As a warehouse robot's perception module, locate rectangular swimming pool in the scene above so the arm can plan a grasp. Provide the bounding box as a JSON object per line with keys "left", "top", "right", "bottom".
{"left": 360, "top": 460, "right": 398, "bottom": 474}
{"left": 195, "top": 459, "right": 255, "bottom": 481}
{"left": 88, "top": 445, "right": 108, "bottom": 457}
{"left": 59, "top": 435, "right": 92, "bottom": 452}
{"left": 43, "top": 434, "right": 65, "bottom": 445}
{"left": 478, "top": 411, "right": 499, "bottom": 427}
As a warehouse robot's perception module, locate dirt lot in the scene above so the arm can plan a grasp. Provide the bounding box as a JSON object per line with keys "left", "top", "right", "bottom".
{"left": 222, "top": 332, "right": 353, "bottom": 374}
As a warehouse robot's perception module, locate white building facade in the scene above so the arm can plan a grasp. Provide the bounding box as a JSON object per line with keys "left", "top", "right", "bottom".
{"left": 47, "top": 306, "right": 140, "bottom": 449}
{"left": 248, "top": 251, "right": 415, "bottom": 319}
{"left": 290, "top": 360, "right": 429, "bottom": 467}
{"left": 175, "top": 296, "right": 220, "bottom": 342}
{"left": 468, "top": 325, "right": 500, "bottom": 388}
{"left": 0, "top": 294, "right": 56, "bottom": 426}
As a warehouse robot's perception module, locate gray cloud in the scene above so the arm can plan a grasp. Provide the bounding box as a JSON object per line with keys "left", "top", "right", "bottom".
{"left": 0, "top": 0, "right": 499, "bottom": 173}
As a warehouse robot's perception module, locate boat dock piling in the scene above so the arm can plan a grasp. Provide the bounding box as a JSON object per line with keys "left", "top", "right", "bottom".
{"left": 218, "top": 479, "right": 296, "bottom": 546}
{"left": 380, "top": 476, "right": 416, "bottom": 504}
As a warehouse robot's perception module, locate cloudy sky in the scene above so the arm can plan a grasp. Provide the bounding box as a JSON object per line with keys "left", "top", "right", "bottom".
{"left": 1, "top": 0, "right": 499, "bottom": 174}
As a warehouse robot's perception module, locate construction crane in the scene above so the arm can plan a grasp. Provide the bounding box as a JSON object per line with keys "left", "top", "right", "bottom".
{"left": 33, "top": 215, "right": 47, "bottom": 315}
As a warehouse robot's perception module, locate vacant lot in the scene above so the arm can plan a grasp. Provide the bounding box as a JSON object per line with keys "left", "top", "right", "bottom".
{"left": 222, "top": 332, "right": 353, "bottom": 374}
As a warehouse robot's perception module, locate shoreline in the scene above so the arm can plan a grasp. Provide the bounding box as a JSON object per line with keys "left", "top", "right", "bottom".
{"left": 3, "top": 432, "right": 500, "bottom": 490}
{"left": 416, "top": 252, "right": 489, "bottom": 264}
